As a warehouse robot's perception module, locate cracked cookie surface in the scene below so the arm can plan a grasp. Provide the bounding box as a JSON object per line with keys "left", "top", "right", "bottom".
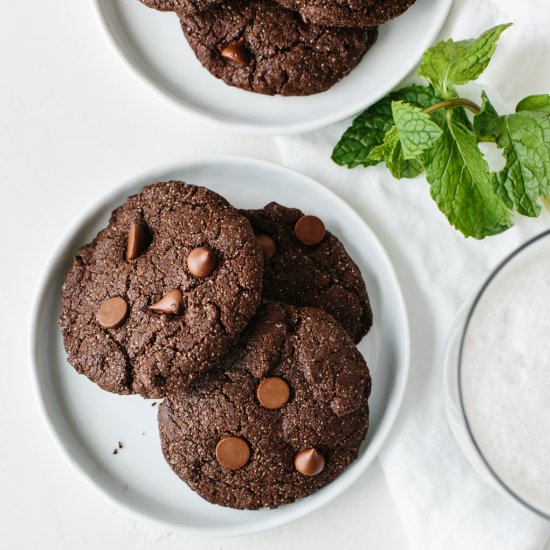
{"left": 178, "top": 0, "right": 378, "bottom": 96}
{"left": 158, "top": 301, "right": 371, "bottom": 509}
{"left": 243, "top": 202, "right": 372, "bottom": 343}
{"left": 59, "top": 181, "right": 263, "bottom": 398}
{"left": 140, "top": 0, "right": 191, "bottom": 11}
{"left": 275, "top": 0, "right": 417, "bottom": 28}
{"left": 140, "top": 0, "right": 414, "bottom": 28}
{"left": 140, "top": 0, "right": 217, "bottom": 13}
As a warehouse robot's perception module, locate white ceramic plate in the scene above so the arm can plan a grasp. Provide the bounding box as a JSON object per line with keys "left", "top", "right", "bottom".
{"left": 92, "top": 0, "right": 452, "bottom": 134}
{"left": 31, "top": 157, "right": 410, "bottom": 536}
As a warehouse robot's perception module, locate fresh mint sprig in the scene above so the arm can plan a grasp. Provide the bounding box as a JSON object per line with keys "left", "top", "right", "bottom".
{"left": 332, "top": 24, "right": 550, "bottom": 239}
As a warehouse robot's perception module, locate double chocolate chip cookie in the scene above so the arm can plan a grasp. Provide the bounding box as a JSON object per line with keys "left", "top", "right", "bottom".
{"left": 138, "top": 0, "right": 420, "bottom": 96}
{"left": 158, "top": 301, "right": 371, "bottom": 509}
{"left": 59, "top": 181, "right": 263, "bottom": 398}
{"left": 244, "top": 202, "right": 372, "bottom": 343}
{"left": 179, "top": 0, "right": 378, "bottom": 96}
{"left": 141, "top": 0, "right": 415, "bottom": 28}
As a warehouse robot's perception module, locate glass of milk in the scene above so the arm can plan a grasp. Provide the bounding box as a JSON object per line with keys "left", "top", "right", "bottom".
{"left": 444, "top": 230, "right": 550, "bottom": 518}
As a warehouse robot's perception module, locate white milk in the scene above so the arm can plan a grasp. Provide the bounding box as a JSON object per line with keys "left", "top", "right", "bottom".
{"left": 461, "top": 234, "right": 550, "bottom": 515}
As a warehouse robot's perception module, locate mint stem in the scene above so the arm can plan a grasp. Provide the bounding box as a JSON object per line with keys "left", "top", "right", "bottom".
{"left": 423, "top": 98, "right": 481, "bottom": 116}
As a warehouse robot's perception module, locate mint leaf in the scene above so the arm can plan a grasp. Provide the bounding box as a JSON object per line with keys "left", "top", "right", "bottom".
{"left": 425, "top": 116, "right": 512, "bottom": 238}
{"left": 392, "top": 101, "right": 443, "bottom": 159}
{"left": 419, "top": 24, "right": 511, "bottom": 96}
{"left": 331, "top": 22, "right": 550, "bottom": 239}
{"left": 472, "top": 91, "right": 500, "bottom": 136}
{"left": 368, "top": 126, "right": 398, "bottom": 162}
{"left": 516, "top": 94, "right": 550, "bottom": 114}
{"left": 474, "top": 92, "right": 550, "bottom": 217}
{"left": 368, "top": 126, "right": 422, "bottom": 178}
{"left": 418, "top": 41, "right": 468, "bottom": 97}
{"left": 332, "top": 85, "right": 442, "bottom": 168}
{"left": 448, "top": 24, "right": 511, "bottom": 85}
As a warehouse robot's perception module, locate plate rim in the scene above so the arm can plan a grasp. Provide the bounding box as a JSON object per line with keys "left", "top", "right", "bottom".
{"left": 29, "top": 155, "right": 410, "bottom": 536}
{"left": 90, "top": 0, "right": 454, "bottom": 135}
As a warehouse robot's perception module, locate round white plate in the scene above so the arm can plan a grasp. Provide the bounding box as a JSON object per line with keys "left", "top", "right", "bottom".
{"left": 31, "top": 157, "right": 410, "bottom": 536}
{"left": 92, "top": 0, "right": 452, "bottom": 134}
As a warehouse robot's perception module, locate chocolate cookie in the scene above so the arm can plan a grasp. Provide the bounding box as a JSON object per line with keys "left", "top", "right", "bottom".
{"left": 275, "top": 0, "right": 417, "bottom": 28}
{"left": 59, "top": 181, "right": 263, "bottom": 398}
{"left": 158, "top": 301, "right": 371, "bottom": 509}
{"left": 139, "top": 0, "right": 216, "bottom": 13}
{"left": 179, "top": 0, "right": 378, "bottom": 96}
{"left": 140, "top": 0, "right": 414, "bottom": 28}
{"left": 243, "top": 203, "right": 372, "bottom": 343}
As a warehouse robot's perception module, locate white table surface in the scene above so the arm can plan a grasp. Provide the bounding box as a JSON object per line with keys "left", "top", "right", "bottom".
{"left": 0, "top": 1, "right": 408, "bottom": 548}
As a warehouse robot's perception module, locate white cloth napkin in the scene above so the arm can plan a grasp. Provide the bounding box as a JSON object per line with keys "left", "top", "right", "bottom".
{"left": 276, "top": 0, "right": 550, "bottom": 547}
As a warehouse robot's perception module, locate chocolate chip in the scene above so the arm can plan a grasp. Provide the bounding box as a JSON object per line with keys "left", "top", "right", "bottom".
{"left": 149, "top": 289, "right": 183, "bottom": 314}
{"left": 97, "top": 297, "right": 129, "bottom": 329}
{"left": 215, "top": 436, "right": 250, "bottom": 470}
{"left": 126, "top": 221, "right": 151, "bottom": 261}
{"left": 221, "top": 37, "right": 251, "bottom": 65}
{"left": 294, "top": 215, "right": 325, "bottom": 246}
{"left": 187, "top": 247, "right": 217, "bottom": 278}
{"left": 294, "top": 448, "right": 325, "bottom": 476}
{"left": 256, "top": 377, "right": 290, "bottom": 409}
{"left": 257, "top": 234, "right": 276, "bottom": 261}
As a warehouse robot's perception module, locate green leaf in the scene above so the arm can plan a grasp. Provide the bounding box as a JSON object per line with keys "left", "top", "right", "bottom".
{"left": 391, "top": 101, "right": 443, "bottom": 159}
{"left": 425, "top": 115, "right": 512, "bottom": 238}
{"left": 472, "top": 91, "right": 500, "bottom": 136}
{"left": 330, "top": 22, "right": 550, "bottom": 240}
{"left": 418, "top": 41, "right": 468, "bottom": 97}
{"left": 368, "top": 127, "right": 423, "bottom": 179}
{"left": 368, "top": 126, "right": 398, "bottom": 163}
{"left": 516, "top": 94, "right": 550, "bottom": 114}
{"left": 474, "top": 92, "right": 550, "bottom": 217}
{"left": 331, "top": 85, "right": 443, "bottom": 168}
{"left": 418, "top": 24, "right": 512, "bottom": 96}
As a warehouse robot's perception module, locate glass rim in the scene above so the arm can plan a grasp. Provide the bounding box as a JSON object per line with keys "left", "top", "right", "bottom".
{"left": 457, "top": 228, "right": 550, "bottom": 521}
